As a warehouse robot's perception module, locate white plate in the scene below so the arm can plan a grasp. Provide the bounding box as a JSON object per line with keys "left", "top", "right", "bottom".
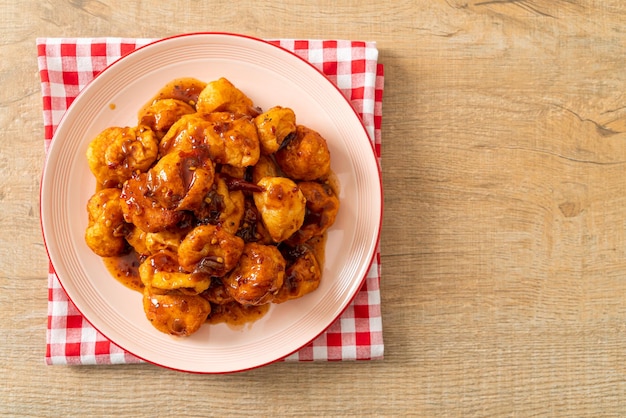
{"left": 41, "top": 33, "right": 382, "bottom": 373}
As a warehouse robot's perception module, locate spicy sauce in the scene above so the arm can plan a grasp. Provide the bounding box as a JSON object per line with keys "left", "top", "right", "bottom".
{"left": 207, "top": 301, "right": 270, "bottom": 328}
{"left": 103, "top": 250, "right": 143, "bottom": 292}
{"left": 103, "top": 251, "right": 272, "bottom": 328}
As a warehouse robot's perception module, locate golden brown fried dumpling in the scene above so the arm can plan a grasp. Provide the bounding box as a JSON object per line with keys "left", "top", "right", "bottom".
{"left": 85, "top": 188, "right": 128, "bottom": 257}
{"left": 253, "top": 177, "right": 306, "bottom": 243}
{"left": 139, "top": 98, "right": 196, "bottom": 138}
{"left": 287, "top": 181, "right": 340, "bottom": 245}
{"left": 178, "top": 224, "right": 245, "bottom": 277}
{"left": 86, "top": 126, "right": 158, "bottom": 188}
{"left": 273, "top": 245, "right": 321, "bottom": 303}
{"left": 254, "top": 106, "right": 296, "bottom": 155}
{"left": 275, "top": 125, "right": 331, "bottom": 181}
{"left": 143, "top": 286, "right": 211, "bottom": 336}
{"left": 223, "top": 242, "right": 286, "bottom": 306}
{"left": 196, "top": 77, "right": 256, "bottom": 116}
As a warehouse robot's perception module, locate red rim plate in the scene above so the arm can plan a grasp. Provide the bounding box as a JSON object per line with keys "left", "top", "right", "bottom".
{"left": 40, "top": 33, "right": 382, "bottom": 373}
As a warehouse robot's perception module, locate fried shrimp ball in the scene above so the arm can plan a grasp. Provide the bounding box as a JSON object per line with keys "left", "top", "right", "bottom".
{"left": 139, "top": 250, "right": 211, "bottom": 294}
{"left": 254, "top": 106, "right": 297, "bottom": 155}
{"left": 139, "top": 99, "right": 196, "bottom": 138}
{"left": 196, "top": 77, "right": 257, "bottom": 116}
{"left": 287, "top": 181, "right": 340, "bottom": 244}
{"left": 125, "top": 227, "right": 149, "bottom": 256}
{"left": 253, "top": 177, "right": 306, "bottom": 243}
{"left": 178, "top": 224, "right": 245, "bottom": 277}
{"left": 159, "top": 112, "right": 260, "bottom": 168}
{"left": 203, "top": 112, "right": 260, "bottom": 167}
{"left": 275, "top": 125, "right": 331, "bottom": 181}
{"left": 273, "top": 245, "right": 322, "bottom": 303}
{"left": 86, "top": 126, "right": 158, "bottom": 188}
{"left": 143, "top": 286, "right": 211, "bottom": 337}
{"left": 120, "top": 173, "right": 183, "bottom": 233}
{"left": 223, "top": 242, "right": 286, "bottom": 306}
{"left": 127, "top": 228, "right": 189, "bottom": 257}
{"left": 158, "top": 113, "right": 206, "bottom": 156}
{"left": 194, "top": 175, "right": 245, "bottom": 234}
{"left": 148, "top": 148, "right": 215, "bottom": 212}
{"left": 85, "top": 188, "right": 129, "bottom": 257}
{"left": 145, "top": 229, "right": 189, "bottom": 254}
{"left": 251, "top": 155, "right": 281, "bottom": 185}
{"left": 121, "top": 147, "right": 214, "bottom": 232}
{"left": 146, "top": 77, "right": 207, "bottom": 106}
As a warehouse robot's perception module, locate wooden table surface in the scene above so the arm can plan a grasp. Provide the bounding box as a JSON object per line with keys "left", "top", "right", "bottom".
{"left": 3, "top": 1, "right": 626, "bottom": 415}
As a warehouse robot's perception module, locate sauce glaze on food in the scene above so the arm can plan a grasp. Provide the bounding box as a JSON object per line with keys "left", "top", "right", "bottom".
{"left": 85, "top": 77, "right": 339, "bottom": 337}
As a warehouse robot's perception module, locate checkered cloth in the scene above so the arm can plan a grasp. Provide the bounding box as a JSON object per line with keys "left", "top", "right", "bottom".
{"left": 37, "top": 36, "right": 384, "bottom": 366}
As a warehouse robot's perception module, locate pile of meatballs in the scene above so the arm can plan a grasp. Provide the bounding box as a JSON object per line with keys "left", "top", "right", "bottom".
{"left": 84, "top": 77, "right": 339, "bottom": 337}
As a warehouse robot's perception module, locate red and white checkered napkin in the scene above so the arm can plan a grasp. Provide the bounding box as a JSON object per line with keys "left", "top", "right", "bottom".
{"left": 37, "top": 37, "right": 384, "bottom": 366}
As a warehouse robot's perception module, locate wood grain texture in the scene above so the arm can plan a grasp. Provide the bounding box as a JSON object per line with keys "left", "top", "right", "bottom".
{"left": 2, "top": 0, "right": 626, "bottom": 415}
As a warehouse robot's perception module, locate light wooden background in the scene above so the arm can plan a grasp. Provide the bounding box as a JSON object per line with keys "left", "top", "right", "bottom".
{"left": 2, "top": 0, "right": 626, "bottom": 416}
